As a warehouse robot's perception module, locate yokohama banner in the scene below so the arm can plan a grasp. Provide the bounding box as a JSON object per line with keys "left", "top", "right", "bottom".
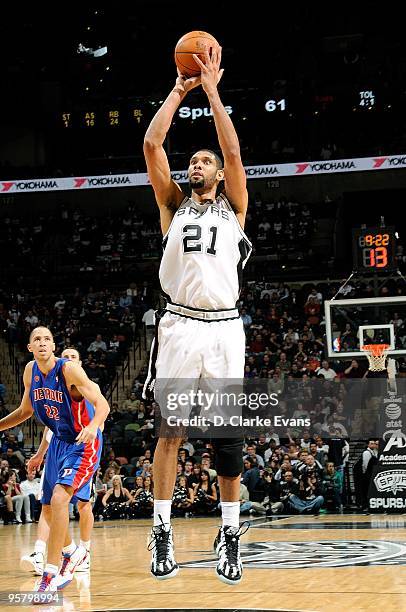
{"left": 1, "top": 154, "right": 406, "bottom": 194}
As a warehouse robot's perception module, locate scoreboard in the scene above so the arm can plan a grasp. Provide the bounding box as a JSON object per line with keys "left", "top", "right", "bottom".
{"left": 57, "top": 85, "right": 393, "bottom": 130}
{"left": 60, "top": 106, "right": 145, "bottom": 129}
{"left": 352, "top": 227, "right": 397, "bottom": 272}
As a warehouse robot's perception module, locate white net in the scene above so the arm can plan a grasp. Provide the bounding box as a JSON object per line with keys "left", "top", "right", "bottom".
{"left": 361, "top": 344, "right": 390, "bottom": 372}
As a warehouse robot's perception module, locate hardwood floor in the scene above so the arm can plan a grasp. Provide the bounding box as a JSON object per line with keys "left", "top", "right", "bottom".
{"left": 1, "top": 514, "right": 406, "bottom": 612}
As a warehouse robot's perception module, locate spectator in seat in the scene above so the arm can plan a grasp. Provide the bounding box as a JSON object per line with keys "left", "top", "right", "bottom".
{"left": 316, "top": 360, "right": 337, "bottom": 380}
{"left": 87, "top": 334, "right": 107, "bottom": 353}
{"left": 243, "top": 444, "right": 265, "bottom": 468}
{"left": 102, "top": 475, "right": 132, "bottom": 520}
{"left": 258, "top": 469, "right": 284, "bottom": 515}
{"left": 187, "top": 463, "right": 202, "bottom": 489}
{"left": 344, "top": 360, "right": 365, "bottom": 378}
{"left": 121, "top": 391, "right": 140, "bottom": 415}
{"left": 268, "top": 372, "right": 284, "bottom": 395}
{"left": 241, "top": 308, "right": 252, "bottom": 328}
{"left": 20, "top": 470, "right": 41, "bottom": 521}
{"left": 172, "top": 475, "right": 194, "bottom": 516}
{"left": 2, "top": 447, "right": 24, "bottom": 469}
{"left": 255, "top": 433, "right": 268, "bottom": 458}
{"left": 242, "top": 457, "right": 261, "bottom": 495}
{"left": 2, "top": 471, "right": 32, "bottom": 523}
{"left": 192, "top": 470, "right": 217, "bottom": 515}
{"left": 201, "top": 454, "right": 217, "bottom": 482}
{"left": 322, "top": 462, "right": 343, "bottom": 511}
{"left": 276, "top": 352, "right": 291, "bottom": 374}
{"left": 103, "top": 467, "right": 117, "bottom": 490}
{"left": 309, "top": 442, "right": 326, "bottom": 467}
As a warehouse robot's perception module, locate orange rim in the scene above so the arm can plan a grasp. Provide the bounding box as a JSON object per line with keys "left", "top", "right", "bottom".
{"left": 361, "top": 343, "right": 390, "bottom": 356}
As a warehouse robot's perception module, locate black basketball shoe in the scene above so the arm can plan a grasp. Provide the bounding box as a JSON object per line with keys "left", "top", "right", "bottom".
{"left": 213, "top": 523, "right": 249, "bottom": 585}
{"left": 148, "top": 516, "right": 179, "bottom": 580}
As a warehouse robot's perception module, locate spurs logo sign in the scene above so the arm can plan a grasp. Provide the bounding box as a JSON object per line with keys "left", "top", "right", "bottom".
{"left": 181, "top": 540, "right": 406, "bottom": 569}
{"left": 374, "top": 470, "right": 406, "bottom": 495}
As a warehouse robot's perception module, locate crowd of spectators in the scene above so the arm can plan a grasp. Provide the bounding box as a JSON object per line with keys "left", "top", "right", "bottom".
{"left": 0, "top": 282, "right": 155, "bottom": 395}
{"left": 0, "top": 195, "right": 342, "bottom": 290}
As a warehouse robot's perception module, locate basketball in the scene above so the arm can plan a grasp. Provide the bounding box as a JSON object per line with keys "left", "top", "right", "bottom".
{"left": 174, "top": 31, "right": 219, "bottom": 78}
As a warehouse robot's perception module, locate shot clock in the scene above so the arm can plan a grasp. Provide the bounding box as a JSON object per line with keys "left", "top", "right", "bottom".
{"left": 352, "top": 226, "right": 397, "bottom": 271}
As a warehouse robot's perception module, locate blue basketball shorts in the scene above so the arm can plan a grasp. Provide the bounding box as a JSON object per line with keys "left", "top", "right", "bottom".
{"left": 41, "top": 432, "right": 102, "bottom": 505}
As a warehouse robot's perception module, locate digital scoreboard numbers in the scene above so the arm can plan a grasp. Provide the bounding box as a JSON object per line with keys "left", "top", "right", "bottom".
{"left": 83, "top": 111, "right": 96, "bottom": 127}
{"left": 352, "top": 227, "right": 397, "bottom": 271}
{"left": 108, "top": 109, "right": 120, "bottom": 126}
{"left": 61, "top": 112, "right": 72, "bottom": 128}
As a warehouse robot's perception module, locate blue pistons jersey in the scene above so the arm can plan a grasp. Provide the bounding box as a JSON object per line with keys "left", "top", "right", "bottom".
{"left": 30, "top": 357, "right": 97, "bottom": 443}
{"left": 30, "top": 357, "right": 103, "bottom": 502}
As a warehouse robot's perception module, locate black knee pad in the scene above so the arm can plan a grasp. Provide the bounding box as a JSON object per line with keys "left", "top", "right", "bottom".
{"left": 211, "top": 437, "right": 244, "bottom": 477}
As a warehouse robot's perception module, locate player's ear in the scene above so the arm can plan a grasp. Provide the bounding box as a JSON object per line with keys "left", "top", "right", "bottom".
{"left": 216, "top": 168, "right": 224, "bottom": 182}
{"left": 27, "top": 342, "right": 33, "bottom": 354}
{"left": 52, "top": 342, "right": 56, "bottom": 352}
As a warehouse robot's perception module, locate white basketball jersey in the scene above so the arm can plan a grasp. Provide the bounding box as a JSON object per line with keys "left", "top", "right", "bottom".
{"left": 159, "top": 193, "right": 252, "bottom": 310}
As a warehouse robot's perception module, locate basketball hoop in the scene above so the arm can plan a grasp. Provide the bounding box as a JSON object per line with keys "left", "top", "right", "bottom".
{"left": 361, "top": 344, "right": 390, "bottom": 372}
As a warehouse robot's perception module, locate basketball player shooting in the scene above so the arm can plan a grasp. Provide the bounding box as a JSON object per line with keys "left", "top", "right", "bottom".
{"left": 143, "top": 44, "right": 251, "bottom": 584}
{"left": 0, "top": 327, "right": 110, "bottom": 594}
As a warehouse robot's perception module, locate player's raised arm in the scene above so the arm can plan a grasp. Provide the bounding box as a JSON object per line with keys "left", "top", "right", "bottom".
{"left": 194, "top": 46, "right": 248, "bottom": 227}
{"left": 63, "top": 361, "right": 110, "bottom": 444}
{"left": 0, "top": 363, "right": 34, "bottom": 431}
{"left": 143, "top": 72, "right": 200, "bottom": 233}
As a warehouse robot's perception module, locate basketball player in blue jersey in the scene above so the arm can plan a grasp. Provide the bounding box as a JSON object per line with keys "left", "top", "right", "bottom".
{"left": 20, "top": 347, "right": 99, "bottom": 582}
{"left": 0, "top": 327, "right": 109, "bottom": 594}
{"left": 143, "top": 44, "right": 250, "bottom": 584}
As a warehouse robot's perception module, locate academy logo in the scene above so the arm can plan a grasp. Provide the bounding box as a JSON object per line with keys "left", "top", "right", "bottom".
{"left": 382, "top": 429, "right": 406, "bottom": 452}
{"left": 181, "top": 540, "right": 406, "bottom": 569}
{"left": 374, "top": 470, "right": 406, "bottom": 495}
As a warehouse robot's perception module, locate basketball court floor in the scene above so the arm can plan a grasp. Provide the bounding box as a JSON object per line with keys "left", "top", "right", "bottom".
{"left": 1, "top": 513, "right": 406, "bottom": 612}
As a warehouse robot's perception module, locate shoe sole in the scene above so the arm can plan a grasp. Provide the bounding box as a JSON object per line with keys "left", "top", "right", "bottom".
{"left": 151, "top": 565, "right": 179, "bottom": 580}
{"left": 20, "top": 559, "right": 43, "bottom": 575}
{"left": 215, "top": 568, "right": 242, "bottom": 585}
{"left": 57, "top": 577, "right": 74, "bottom": 591}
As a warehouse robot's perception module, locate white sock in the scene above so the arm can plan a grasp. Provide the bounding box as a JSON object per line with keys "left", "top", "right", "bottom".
{"left": 221, "top": 502, "right": 240, "bottom": 528}
{"left": 44, "top": 564, "right": 58, "bottom": 576}
{"left": 80, "top": 540, "right": 91, "bottom": 551}
{"left": 62, "top": 541, "right": 76, "bottom": 556}
{"left": 34, "top": 540, "right": 46, "bottom": 555}
{"left": 153, "top": 500, "right": 172, "bottom": 527}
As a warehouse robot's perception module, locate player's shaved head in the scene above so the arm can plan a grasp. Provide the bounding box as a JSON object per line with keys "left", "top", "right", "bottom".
{"left": 29, "top": 327, "right": 53, "bottom": 343}
{"left": 62, "top": 347, "right": 81, "bottom": 361}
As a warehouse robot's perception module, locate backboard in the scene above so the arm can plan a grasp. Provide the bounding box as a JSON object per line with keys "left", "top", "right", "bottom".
{"left": 324, "top": 296, "right": 406, "bottom": 359}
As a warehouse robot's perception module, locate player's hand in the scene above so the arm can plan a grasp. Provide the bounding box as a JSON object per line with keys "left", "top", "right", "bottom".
{"left": 193, "top": 45, "right": 224, "bottom": 95}
{"left": 27, "top": 453, "right": 44, "bottom": 473}
{"left": 76, "top": 424, "right": 98, "bottom": 445}
{"left": 173, "top": 70, "right": 201, "bottom": 96}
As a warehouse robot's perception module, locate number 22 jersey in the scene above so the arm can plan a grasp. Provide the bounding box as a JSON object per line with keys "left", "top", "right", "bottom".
{"left": 30, "top": 357, "right": 97, "bottom": 443}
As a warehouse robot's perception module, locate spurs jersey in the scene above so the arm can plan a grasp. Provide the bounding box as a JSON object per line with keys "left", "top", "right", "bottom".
{"left": 160, "top": 193, "right": 252, "bottom": 310}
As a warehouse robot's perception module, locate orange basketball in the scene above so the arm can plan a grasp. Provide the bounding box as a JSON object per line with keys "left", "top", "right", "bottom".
{"left": 174, "top": 31, "right": 219, "bottom": 78}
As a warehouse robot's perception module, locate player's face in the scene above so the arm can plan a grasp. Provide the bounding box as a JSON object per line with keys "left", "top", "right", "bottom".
{"left": 62, "top": 349, "right": 82, "bottom": 366}
{"left": 188, "top": 151, "right": 223, "bottom": 192}
{"left": 28, "top": 328, "right": 55, "bottom": 361}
